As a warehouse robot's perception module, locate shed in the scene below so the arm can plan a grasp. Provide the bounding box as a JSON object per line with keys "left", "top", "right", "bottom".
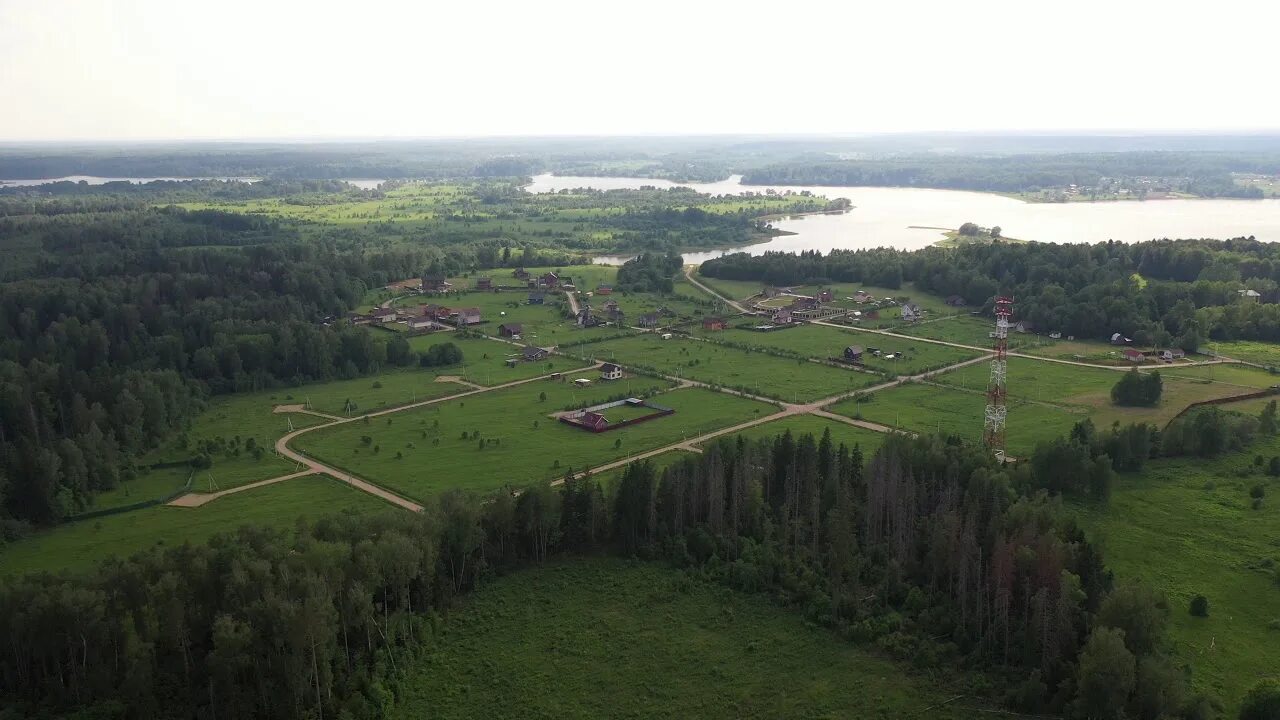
{"left": 476, "top": 277, "right": 493, "bottom": 290}
{"left": 498, "top": 323, "right": 523, "bottom": 338}
{"left": 522, "top": 345, "right": 549, "bottom": 361}
{"left": 527, "top": 290, "right": 546, "bottom": 305}
{"left": 702, "top": 316, "right": 727, "bottom": 331}
{"left": 1122, "top": 348, "right": 1145, "bottom": 363}
{"left": 578, "top": 412, "right": 608, "bottom": 432}
{"left": 843, "top": 345, "right": 864, "bottom": 361}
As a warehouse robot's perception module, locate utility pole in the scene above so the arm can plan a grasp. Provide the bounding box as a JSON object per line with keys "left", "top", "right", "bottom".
{"left": 983, "top": 297, "right": 1013, "bottom": 461}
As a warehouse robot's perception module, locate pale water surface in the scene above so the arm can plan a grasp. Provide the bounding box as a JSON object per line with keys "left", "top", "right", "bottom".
{"left": 0, "top": 176, "right": 260, "bottom": 186}
{"left": 524, "top": 174, "right": 1280, "bottom": 264}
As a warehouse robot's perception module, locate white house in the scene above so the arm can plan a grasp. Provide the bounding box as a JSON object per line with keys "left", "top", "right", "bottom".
{"left": 600, "top": 362, "right": 623, "bottom": 381}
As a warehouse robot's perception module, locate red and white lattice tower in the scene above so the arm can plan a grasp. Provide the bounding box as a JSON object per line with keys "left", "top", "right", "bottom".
{"left": 983, "top": 296, "right": 1014, "bottom": 459}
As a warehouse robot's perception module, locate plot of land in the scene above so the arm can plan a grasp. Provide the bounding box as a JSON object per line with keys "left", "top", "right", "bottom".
{"left": 829, "top": 382, "right": 1084, "bottom": 456}
{"left": 894, "top": 315, "right": 1044, "bottom": 351}
{"left": 391, "top": 557, "right": 971, "bottom": 719}
{"left": 404, "top": 335, "right": 587, "bottom": 385}
{"left": 0, "top": 476, "right": 391, "bottom": 577}
{"left": 1211, "top": 339, "right": 1280, "bottom": 368}
{"left": 700, "top": 414, "right": 892, "bottom": 456}
{"left": 294, "top": 383, "right": 774, "bottom": 500}
{"left": 691, "top": 324, "right": 981, "bottom": 377}
{"left": 1076, "top": 442, "right": 1280, "bottom": 714}
{"left": 574, "top": 333, "right": 876, "bottom": 402}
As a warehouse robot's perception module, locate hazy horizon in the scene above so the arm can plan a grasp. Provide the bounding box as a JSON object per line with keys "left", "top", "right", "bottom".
{"left": 3, "top": 0, "right": 1279, "bottom": 142}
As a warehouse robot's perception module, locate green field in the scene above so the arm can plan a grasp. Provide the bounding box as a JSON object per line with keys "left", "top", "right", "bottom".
{"left": 894, "top": 315, "right": 1044, "bottom": 351}
{"left": 0, "top": 476, "right": 391, "bottom": 577}
{"left": 574, "top": 333, "right": 876, "bottom": 402}
{"left": 700, "top": 414, "right": 892, "bottom": 456}
{"left": 405, "top": 335, "right": 588, "bottom": 385}
{"left": 829, "top": 382, "right": 1086, "bottom": 457}
{"left": 1077, "top": 441, "right": 1280, "bottom": 713}
{"left": 89, "top": 465, "right": 195, "bottom": 511}
{"left": 690, "top": 323, "right": 982, "bottom": 377}
{"left": 931, "top": 357, "right": 1262, "bottom": 428}
{"left": 294, "top": 383, "right": 775, "bottom": 500}
{"left": 1211, "top": 339, "right": 1280, "bottom": 368}
{"left": 137, "top": 394, "right": 327, "bottom": 493}
{"left": 391, "top": 557, "right": 972, "bottom": 719}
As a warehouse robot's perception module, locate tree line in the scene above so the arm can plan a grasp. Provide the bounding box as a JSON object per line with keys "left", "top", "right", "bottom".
{"left": 700, "top": 237, "right": 1280, "bottom": 350}
{"left": 0, "top": 430, "right": 1223, "bottom": 718}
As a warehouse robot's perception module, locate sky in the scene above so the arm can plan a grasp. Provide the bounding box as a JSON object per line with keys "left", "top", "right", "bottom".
{"left": 1, "top": 0, "right": 1277, "bottom": 141}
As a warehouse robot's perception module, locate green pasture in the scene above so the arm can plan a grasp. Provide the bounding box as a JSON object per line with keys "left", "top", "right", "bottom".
{"left": 294, "top": 383, "right": 775, "bottom": 500}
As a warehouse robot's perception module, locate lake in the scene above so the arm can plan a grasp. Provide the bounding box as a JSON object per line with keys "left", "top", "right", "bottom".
{"left": 525, "top": 174, "right": 1280, "bottom": 264}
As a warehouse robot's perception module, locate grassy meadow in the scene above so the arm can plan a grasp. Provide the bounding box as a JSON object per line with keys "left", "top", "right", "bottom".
{"left": 829, "top": 382, "right": 1084, "bottom": 456}
{"left": 1077, "top": 441, "right": 1280, "bottom": 714}
{"left": 294, "top": 383, "right": 776, "bottom": 500}
{"left": 572, "top": 333, "right": 877, "bottom": 402}
{"left": 0, "top": 476, "right": 391, "bottom": 577}
{"left": 391, "top": 557, "right": 974, "bottom": 720}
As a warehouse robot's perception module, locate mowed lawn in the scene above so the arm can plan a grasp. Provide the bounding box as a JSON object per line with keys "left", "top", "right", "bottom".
{"left": 829, "top": 383, "right": 1086, "bottom": 457}
{"left": 573, "top": 333, "right": 876, "bottom": 402}
{"left": 391, "top": 557, "right": 973, "bottom": 720}
{"left": 294, "top": 383, "right": 776, "bottom": 500}
{"left": 0, "top": 476, "right": 391, "bottom": 577}
{"left": 894, "top": 315, "right": 1043, "bottom": 351}
{"left": 1076, "top": 443, "right": 1280, "bottom": 714}
{"left": 699, "top": 414, "right": 892, "bottom": 457}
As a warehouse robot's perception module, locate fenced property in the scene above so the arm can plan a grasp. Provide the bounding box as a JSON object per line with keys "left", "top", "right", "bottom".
{"left": 559, "top": 397, "right": 675, "bottom": 433}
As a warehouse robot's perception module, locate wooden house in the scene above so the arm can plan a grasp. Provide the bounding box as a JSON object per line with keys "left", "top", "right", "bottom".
{"left": 453, "top": 308, "right": 482, "bottom": 326}
{"left": 527, "top": 290, "right": 546, "bottom": 305}
{"left": 498, "top": 323, "right": 523, "bottom": 338}
{"left": 1122, "top": 348, "right": 1145, "bottom": 363}
{"left": 843, "top": 345, "right": 864, "bottom": 362}
{"left": 577, "top": 411, "right": 608, "bottom": 432}
{"left": 702, "top": 316, "right": 727, "bottom": 331}
{"left": 476, "top": 277, "right": 493, "bottom": 290}
{"left": 522, "top": 345, "right": 549, "bottom": 361}
{"left": 596, "top": 285, "right": 613, "bottom": 295}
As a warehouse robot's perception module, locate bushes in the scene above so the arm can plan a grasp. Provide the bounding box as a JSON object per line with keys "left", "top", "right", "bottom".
{"left": 1190, "top": 595, "right": 1210, "bottom": 617}
{"left": 1111, "top": 368, "right": 1163, "bottom": 406}
{"left": 418, "top": 341, "right": 464, "bottom": 368}
{"left": 1239, "top": 679, "right": 1280, "bottom": 720}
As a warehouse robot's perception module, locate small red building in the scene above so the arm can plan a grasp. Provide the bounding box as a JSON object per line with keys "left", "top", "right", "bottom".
{"left": 1122, "top": 348, "right": 1145, "bottom": 363}
{"left": 596, "top": 285, "right": 613, "bottom": 295}
{"left": 578, "top": 411, "right": 608, "bottom": 432}
{"left": 702, "top": 317, "right": 727, "bottom": 331}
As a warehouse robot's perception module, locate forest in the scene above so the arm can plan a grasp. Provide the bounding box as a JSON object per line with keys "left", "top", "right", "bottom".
{"left": 699, "top": 237, "right": 1280, "bottom": 351}
{"left": 740, "top": 151, "right": 1280, "bottom": 198}
{"left": 0, "top": 431, "right": 1213, "bottom": 719}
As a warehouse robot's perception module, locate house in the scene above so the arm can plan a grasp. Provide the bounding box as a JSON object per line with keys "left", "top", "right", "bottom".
{"left": 577, "top": 411, "right": 609, "bottom": 432}
{"left": 790, "top": 297, "right": 819, "bottom": 311}
{"left": 370, "top": 308, "right": 398, "bottom": 323}
{"left": 522, "top": 345, "right": 549, "bottom": 361}
{"left": 1160, "top": 348, "right": 1186, "bottom": 361}
{"left": 596, "top": 285, "right": 613, "bottom": 296}
{"left": 1239, "top": 288, "right": 1262, "bottom": 300}
{"left": 406, "top": 315, "right": 437, "bottom": 330}
{"left": 453, "top": 308, "right": 482, "bottom": 326}
{"left": 638, "top": 312, "right": 661, "bottom": 328}
{"left": 852, "top": 291, "right": 873, "bottom": 303}
{"left": 539, "top": 272, "right": 560, "bottom": 288}
{"left": 600, "top": 362, "right": 623, "bottom": 381}
{"left": 603, "top": 299, "right": 620, "bottom": 312}
{"left": 421, "top": 274, "right": 451, "bottom": 293}
{"left": 527, "top": 290, "right": 546, "bottom": 305}
{"left": 421, "top": 304, "right": 452, "bottom": 320}
{"left": 945, "top": 295, "right": 967, "bottom": 307}
{"left": 901, "top": 303, "right": 922, "bottom": 322}
{"left": 1110, "top": 332, "right": 1130, "bottom": 345}
{"left": 843, "top": 345, "right": 864, "bottom": 362}
{"left": 513, "top": 268, "right": 530, "bottom": 280}
{"left": 476, "top": 277, "right": 493, "bottom": 290}
{"left": 347, "top": 312, "right": 373, "bottom": 326}
{"left": 702, "top": 316, "right": 727, "bottom": 331}
{"left": 577, "top": 307, "right": 601, "bottom": 328}
{"left": 498, "top": 322, "right": 523, "bottom": 338}
{"left": 771, "top": 307, "right": 792, "bottom": 324}
{"left": 817, "top": 289, "right": 834, "bottom": 303}
{"left": 1122, "top": 348, "right": 1145, "bottom": 363}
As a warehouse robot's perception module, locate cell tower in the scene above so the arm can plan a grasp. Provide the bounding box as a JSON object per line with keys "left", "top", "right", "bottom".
{"left": 983, "top": 296, "right": 1014, "bottom": 460}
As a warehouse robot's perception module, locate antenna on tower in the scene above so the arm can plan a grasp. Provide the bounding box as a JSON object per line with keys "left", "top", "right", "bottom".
{"left": 983, "top": 296, "right": 1014, "bottom": 461}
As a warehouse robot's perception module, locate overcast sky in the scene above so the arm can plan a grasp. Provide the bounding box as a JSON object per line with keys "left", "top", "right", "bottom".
{"left": 2, "top": 0, "right": 1277, "bottom": 141}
